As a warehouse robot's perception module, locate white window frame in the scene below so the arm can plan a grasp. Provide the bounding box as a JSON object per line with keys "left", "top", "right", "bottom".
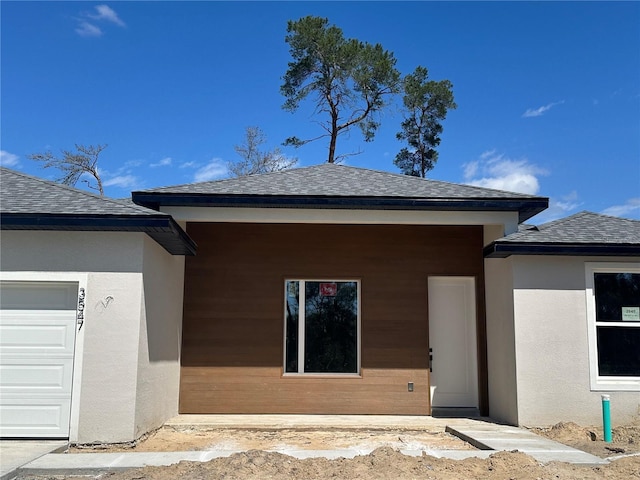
{"left": 283, "top": 279, "right": 361, "bottom": 376}
{"left": 585, "top": 262, "right": 640, "bottom": 391}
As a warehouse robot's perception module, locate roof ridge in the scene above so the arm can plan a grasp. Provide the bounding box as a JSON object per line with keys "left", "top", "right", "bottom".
{"left": 585, "top": 210, "right": 640, "bottom": 223}
{"left": 1, "top": 167, "right": 158, "bottom": 215}
{"left": 136, "top": 164, "right": 339, "bottom": 192}
{"left": 537, "top": 210, "right": 640, "bottom": 230}
{"left": 137, "top": 162, "right": 544, "bottom": 199}
{"left": 324, "top": 163, "right": 540, "bottom": 198}
{"left": 307, "top": 163, "right": 546, "bottom": 199}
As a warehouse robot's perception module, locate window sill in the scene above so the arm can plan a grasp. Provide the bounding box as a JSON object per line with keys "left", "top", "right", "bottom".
{"left": 281, "top": 373, "right": 363, "bottom": 379}
{"left": 590, "top": 378, "right": 640, "bottom": 392}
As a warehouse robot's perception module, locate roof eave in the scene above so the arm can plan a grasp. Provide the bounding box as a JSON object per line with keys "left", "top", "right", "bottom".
{"left": 0, "top": 213, "right": 197, "bottom": 256}
{"left": 131, "top": 193, "right": 548, "bottom": 222}
{"left": 484, "top": 242, "right": 640, "bottom": 258}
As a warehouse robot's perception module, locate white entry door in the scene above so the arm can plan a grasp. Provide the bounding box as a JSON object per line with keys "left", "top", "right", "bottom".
{"left": 0, "top": 282, "right": 78, "bottom": 438}
{"left": 428, "top": 277, "right": 478, "bottom": 408}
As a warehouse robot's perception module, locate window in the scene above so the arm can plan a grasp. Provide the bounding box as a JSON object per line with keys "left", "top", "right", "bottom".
{"left": 586, "top": 263, "right": 640, "bottom": 390}
{"left": 284, "top": 280, "right": 360, "bottom": 374}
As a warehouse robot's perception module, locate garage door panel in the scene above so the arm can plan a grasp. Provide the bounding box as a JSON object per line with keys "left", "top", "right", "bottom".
{"left": 0, "top": 400, "right": 71, "bottom": 438}
{"left": 0, "top": 281, "right": 78, "bottom": 439}
{"left": 0, "top": 312, "right": 76, "bottom": 355}
{"left": 0, "top": 282, "right": 78, "bottom": 310}
{"left": 0, "top": 358, "right": 74, "bottom": 394}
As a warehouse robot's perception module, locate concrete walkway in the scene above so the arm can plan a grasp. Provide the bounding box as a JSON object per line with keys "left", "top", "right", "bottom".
{"left": 446, "top": 424, "right": 607, "bottom": 465}
{"left": 13, "top": 416, "right": 608, "bottom": 478}
{"left": 0, "top": 440, "right": 67, "bottom": 480}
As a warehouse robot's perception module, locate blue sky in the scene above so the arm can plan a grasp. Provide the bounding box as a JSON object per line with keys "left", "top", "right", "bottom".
{"left": 2, "top": 1, "right": 639, "bottom": 223}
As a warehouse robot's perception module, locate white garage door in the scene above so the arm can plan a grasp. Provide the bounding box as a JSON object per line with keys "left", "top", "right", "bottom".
{"left": 0, "top": 282, "right": 78, "bottom": 438}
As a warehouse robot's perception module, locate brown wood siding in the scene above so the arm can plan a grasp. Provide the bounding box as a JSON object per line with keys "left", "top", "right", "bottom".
{"left": 180, "top": 223, "right": 485, "bottom": 414}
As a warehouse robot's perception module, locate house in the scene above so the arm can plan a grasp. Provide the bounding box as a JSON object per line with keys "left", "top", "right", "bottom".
{"left": 0, "top": 168, "right": 193, "bottom": 442}
{"left": 0, "top": 164, "right": 638, "bottom": 443}
{"left": 483, "top": 212, "right": 640, "bottom": 426}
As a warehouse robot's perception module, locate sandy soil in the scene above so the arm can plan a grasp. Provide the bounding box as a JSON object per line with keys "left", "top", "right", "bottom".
{"left": 70, "top": 427, "right": 473, "bottom": 453}
{"left": 25, "top": 448, "right": 640, "bottom": 480}
{"left": 531, "top": 421, "right": 640, "bottom": 458}
{"left": 24, "top": 423, "right": 640, "bottom": 479}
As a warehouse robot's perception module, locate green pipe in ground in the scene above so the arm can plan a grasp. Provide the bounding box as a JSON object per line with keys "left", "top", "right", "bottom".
{"left": 601, "top": 394, "right": 612, "bottom": 443}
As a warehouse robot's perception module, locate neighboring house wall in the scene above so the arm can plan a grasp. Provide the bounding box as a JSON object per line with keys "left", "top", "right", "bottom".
{"left": 180, "top": 222, "right": 486, "bottom": 415}
{"left": 0, "top": 231, "right": 184, "bottom": 443}
{"left": 484, "top": 257, "right": 518, "bottom": 425}
{"left": 510, "top": 256, "right": 639, "bottom": 426}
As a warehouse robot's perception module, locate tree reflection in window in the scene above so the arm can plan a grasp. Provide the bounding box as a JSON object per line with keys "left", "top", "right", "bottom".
{"left": 285, "top": 281, "right": 299, "bottom": 373}
{"left": 304, "top": 281, "right": 357, "bottom": 373}
{"left": 284, "top": 280, "right": 358, "bottom": 374}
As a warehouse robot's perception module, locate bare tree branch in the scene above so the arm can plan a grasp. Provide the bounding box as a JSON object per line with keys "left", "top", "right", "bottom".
{"left": 230, "top": 127, "right": 298, "bottom": 177}
{"left": 28, "top": 144, "right": 107, "bottom": 195}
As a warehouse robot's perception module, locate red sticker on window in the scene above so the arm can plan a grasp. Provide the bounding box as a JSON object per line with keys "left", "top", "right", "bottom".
{"left": 320, "top": 283, "right": 337, "bottom": 296}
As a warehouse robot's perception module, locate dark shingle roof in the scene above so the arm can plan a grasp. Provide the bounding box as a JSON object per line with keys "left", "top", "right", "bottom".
{"left": 133, "top": 164, "right": 548, "bottom": 222}
{"left": 142, "top": 163, "right": 536, "bottom": 198}
{"left": 1, "top": 167, "right": 160, "bottom": 216}
{"left": 0, "top": 168, "right": 195, "bottom": 255}
{"left": 485, "top": 211, "right": 640, "bottom": 258}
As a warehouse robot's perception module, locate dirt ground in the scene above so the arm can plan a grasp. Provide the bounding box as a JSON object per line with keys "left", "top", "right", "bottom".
{"left": 531, "top": 421, "right": 640, "bottom": 458}
{"left": 70, "top": 427, "right": 474, "bottom": 453}
{"left": 26, "top": 423, "right": 640, "bottom": 479}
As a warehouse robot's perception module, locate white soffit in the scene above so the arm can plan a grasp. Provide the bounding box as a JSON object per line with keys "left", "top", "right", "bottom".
{"left": 161, "top": 206, "right": 519, "bottom": 232}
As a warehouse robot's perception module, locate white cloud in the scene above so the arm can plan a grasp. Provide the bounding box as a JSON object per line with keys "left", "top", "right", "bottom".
{"left": 522, "top": 101, "right": 565, "bottom": 118}
{"left": 124, "top": 159, "right": 143, "bottom": 168}
{"left": 75, "top": 5, "right": 125, "bottom": 37}
{"left": 0, "top": 150, "right": 20, "bottom": 167}
{"left": 103, "top": 175, "right": 139, "bottom": 188}
{"left": 150, "top": 157, "right": 172, "bottom": 168}
{"left": 531, "top": 191, "right": 582, "bottom": 223}
{"left": 463, "top": 152, "right": 547, "bottom": 195}
{"left": 180, "top": 161, "right": 198, "bottom": 169}
{"left": 602, "top": 198, "right": 640, "bottom": 219}
{"left": 479, "top": 149, "right": 496, "bottom": 160}
{"left": 88, "top": 5, "right": 126, "bottom": 27}
{"left": 75, "top": 21, "right": 103, "bottom": 37}
{"left": 553, "top": 191, "right": 581, "bottom": 212}
{"left": 194, "top": 159, "right": 228, "bottom": 182}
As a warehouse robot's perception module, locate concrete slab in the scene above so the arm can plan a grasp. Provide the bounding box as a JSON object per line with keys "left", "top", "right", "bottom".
{"left": 164, "top": 414, "right": 493, "bottom": 431}
{"left": 446, "top": 425, "right": 608, "bottom": 465}
{"left": 18, "top": 451, "right": 235, "bottom": 477}
{"left": 14, "top": 419, "right": 610, "bottom": 477}
{"left": 0, "top": 440, "right": 67, "bottom": 480}
{"left": 15, "top": 447, "right": 496, "bottom": 477}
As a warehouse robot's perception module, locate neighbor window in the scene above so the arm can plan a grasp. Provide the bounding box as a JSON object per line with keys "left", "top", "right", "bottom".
{"left": 586, "top": 264, "right": 640, "bottom": 390}
{"left": 284, "top": 280, "right": 360, "bottom": 374}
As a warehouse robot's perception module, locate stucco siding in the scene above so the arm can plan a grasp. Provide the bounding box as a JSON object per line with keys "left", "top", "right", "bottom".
{"left": 512, "top": 256, "right": 640, "bottom": 426}
{"left": 484, "top": 257, "right": 518, "bottom": 425}
{"left": 0, "top": 231, "right": 144, "bottom": 273}
{"left": 76, "top": 272, "right": 143, "bottom": 442}
{"left": 0, "top": 230, "right": 176, "bottom": 442}
{"left": 134, "top": 236, "right": 185, "bottom": 438}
